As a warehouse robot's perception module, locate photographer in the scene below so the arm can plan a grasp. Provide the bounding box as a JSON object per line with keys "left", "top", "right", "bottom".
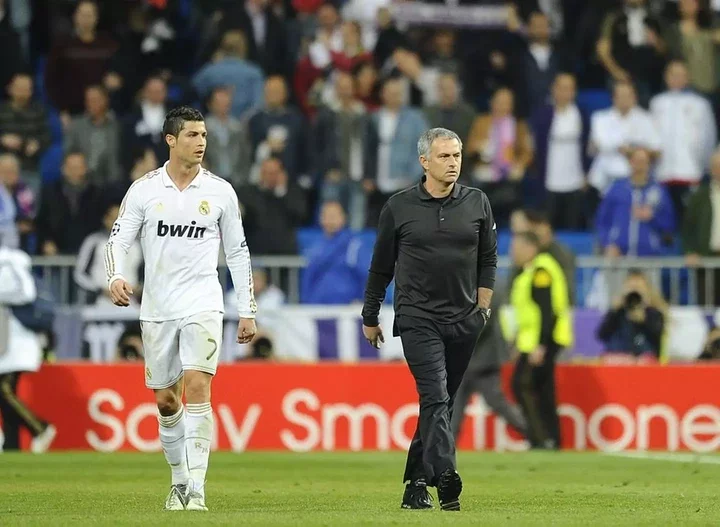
{"left": 596, "top": 270, "right": 666, "bottom": 363}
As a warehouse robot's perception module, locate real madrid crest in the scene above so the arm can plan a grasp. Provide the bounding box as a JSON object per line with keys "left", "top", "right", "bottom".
{"left": 199, "top": 200, "right": 210, "bottom": 215}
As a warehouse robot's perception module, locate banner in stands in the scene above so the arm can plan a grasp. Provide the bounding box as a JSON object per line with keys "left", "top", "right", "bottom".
{"left": 14, "top": 363, "right": 720, "bottom": 453}
{"left": 53, "top": 305, "right": 711, "bottom": 362}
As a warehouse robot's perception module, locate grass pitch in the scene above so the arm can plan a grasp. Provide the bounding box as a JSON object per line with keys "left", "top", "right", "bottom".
{"left": 1, "top": 451, "right": 718, "bottom": 526}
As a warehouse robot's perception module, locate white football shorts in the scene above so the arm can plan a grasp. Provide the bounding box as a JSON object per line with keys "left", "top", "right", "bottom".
{"left": 140, "top": 311, "right": 223, "bottom": 389}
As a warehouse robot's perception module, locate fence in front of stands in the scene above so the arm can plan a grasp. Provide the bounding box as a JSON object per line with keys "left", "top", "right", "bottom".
{"left": 31, "top": 255, "right": 720, "bottom": 309}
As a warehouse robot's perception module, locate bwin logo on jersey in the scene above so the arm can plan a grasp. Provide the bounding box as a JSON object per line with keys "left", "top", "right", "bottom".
{"left": 157, "top": 220, "right": 207, "bottom": 239}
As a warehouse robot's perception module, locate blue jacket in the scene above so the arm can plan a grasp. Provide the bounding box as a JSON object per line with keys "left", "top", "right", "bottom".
{"left": 301, "top": 229, "right": 365, "bottom": 304}
{"left": 192, "top": 58, "right": 264, "bottom": 119}
{"left": 595, "top": 178, "right": 676, "bottom": 256}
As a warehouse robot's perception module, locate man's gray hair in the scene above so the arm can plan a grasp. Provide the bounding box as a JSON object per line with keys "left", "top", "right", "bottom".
{"left": 417, "top": 128, "right": 463, "bottom": 158}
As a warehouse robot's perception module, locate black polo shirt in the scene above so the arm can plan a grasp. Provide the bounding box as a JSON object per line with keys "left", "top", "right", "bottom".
{"left": 362, "top": 177, "right": 498, "bottom": 327}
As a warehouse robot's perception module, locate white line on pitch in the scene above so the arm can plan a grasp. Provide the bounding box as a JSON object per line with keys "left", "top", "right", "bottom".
{"left": 607, "top": 451, "right": 720, "bottom": 465}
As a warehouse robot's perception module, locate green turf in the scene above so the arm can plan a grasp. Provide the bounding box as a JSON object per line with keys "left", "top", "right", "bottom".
{"left": 0, "top": 451, "right": 718, "bottom": 526}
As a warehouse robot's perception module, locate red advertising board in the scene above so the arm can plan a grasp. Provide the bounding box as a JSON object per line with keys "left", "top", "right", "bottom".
{"left": 12, "top": 363, "right": 720, "bottom": 452}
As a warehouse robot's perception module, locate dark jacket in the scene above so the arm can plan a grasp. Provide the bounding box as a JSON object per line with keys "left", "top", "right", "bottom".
{"left": 248, "top": 107, "right": 308, "bottom": 180}
{"left": 0, "top": 101, "right": 51, "bottom": 170}
{"left": 597, "top": 306, "right": 664, "bottom": 358}
{"left": 36, "top": 180, "right": 104, "bottom": 254}
{"left": 237, "top": 183, "right": 307, "bottom": 255}
{"left": 683, "top": 182, "right": 715, "bottom": 256}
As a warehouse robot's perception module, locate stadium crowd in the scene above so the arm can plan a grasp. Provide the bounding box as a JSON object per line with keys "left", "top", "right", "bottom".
{"left": 1, "top": 0, "right": 720, "bottom": 308}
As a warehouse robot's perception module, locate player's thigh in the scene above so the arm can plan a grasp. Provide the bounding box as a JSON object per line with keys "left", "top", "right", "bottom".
{"left": 140, "top": 319, "right": 183, "bottom": 389}
{"left": 178, "top": 311, "right": 224, "bottom": 376}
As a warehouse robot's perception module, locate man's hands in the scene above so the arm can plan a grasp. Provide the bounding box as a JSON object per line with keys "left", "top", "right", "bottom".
{"left": 237, "top": 318, "right": 257, "bottom": 344}
{"left": 528, "top": 345, "right": 546, "bottom": 366}
{"left": 363, "top": 324, "right": 385, "bottom": 349}
{"left": 109, "top": 278, "right": 133, "bottom": 307}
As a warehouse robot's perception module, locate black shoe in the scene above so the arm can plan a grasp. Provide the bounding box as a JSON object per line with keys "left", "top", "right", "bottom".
{"left": 437, "top": 469, "right": 462, "bottom": 511}
{"left": 401, "top": 479, "right": 433, "bottom": 509}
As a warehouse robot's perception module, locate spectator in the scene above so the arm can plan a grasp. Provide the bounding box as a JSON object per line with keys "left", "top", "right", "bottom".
{"left": 0, "top": 73, "right": 50, "bottom": 189}
{"left": 218, "top": 0, "right": 290, "bottom": 78}
{"left": 596, "top": 147, "right": 675, "bottom": 257}
{"left": 666, "top": 0, "right": 720, "bottom": 97}
{"left": 313, "top": 72, "right": 368, "bottom": 229}
{"left": 650, "top": 60, "right": 716, "bottom": 222}
{"left": 588, "top": 81, "right": 661, "bottom": 195}
{"left": 203, "top": 87, "right": 251, "bottom": 187}
{"left": 309, "top": 20, "right": 371, "bottom": 73}
{"left": 525, "top": 209, "right": 577, "bottom": 304}
{"left": 238, "top": 156, "right": 307, "bottom": 255}
{"left": 192, "top": 30, "right": 265, "bottom": 120}
{"left": 74, "top": 202, "right": 142, "bottom": 305}
{"left": 467, "top": 87, "right": 534, "bottom": 227}
{"left": 108, "top": 5, "right": 178, "bottom": 110}
{"left": 0, "top": 153, "right": 34, "bottom": 252}
{"left": 698, "top": 327, "right": 720, "bottom": 360}
{"left": 423, "top": 72, "right": 476, "bottom": 160}
{"left": 596, "top": 0, "right": 668, "bottom": 103}
{"left": 682, "top": 150, "right": 720, "bottom": 307}
{"left": 353, "top": 61, "right": 380, "bottom": 111}
{"left": 341, "top": 0, "right": 390, "bottom": 51}
{"left": 64, "top": 85, "right": 121, "bottom": 185}
{"left": 123, "top": 76, "right": 169, "bottom": 170}
{"left": 0, "top": 1, "right": 26, "bottom": 100}
{"left": 364, "top": 77, "right": 428, "bottom": 226}
{"left": 35, "top": 151, "right": 103, "bottom": 255}
{"left": 248, "top": 75, "right": 307, "bottom": 182}
{"left": 514, "top": 11, "right": 573, "bottom": 117}
{"left": 597, "top": 269, "right": 666, "bottom": 363}
{"left": 531, "top": 73, "right": 590, "bottom": 230}
{"left": 373, "top": 6, "right": 407, "bottom": 69}
{"left": 301, "top": 201, "right": 364, "bottom": 304}
{"left": 45, "top": 0, "right": 118, "bottom": 121}
{"left": 424, "top": 30, "right": 462, "bottom": 78}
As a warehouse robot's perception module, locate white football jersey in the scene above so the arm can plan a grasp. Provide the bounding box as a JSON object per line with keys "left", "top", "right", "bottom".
{"left": 104, "top": 163, "right": 257, "bottom": 321}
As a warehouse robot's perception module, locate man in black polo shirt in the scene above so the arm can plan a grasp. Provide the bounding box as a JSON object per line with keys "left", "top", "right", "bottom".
{"left": 362, "top": 127, "right": 497, "bottom": 512}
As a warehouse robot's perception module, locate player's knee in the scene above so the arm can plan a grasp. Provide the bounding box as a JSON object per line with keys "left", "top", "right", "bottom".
{"left": 155, "top": 389, "right": 182, "bottom": 416}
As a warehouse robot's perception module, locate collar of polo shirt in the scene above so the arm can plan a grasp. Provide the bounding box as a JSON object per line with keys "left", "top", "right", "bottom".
{"left": 161, "top": 161, "right": 204, "bottom": 189}
{"left": 418, "top": 175, "right": 461, "bottom": 200}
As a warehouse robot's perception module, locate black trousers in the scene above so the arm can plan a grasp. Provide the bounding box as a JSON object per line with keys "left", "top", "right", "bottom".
{"left": 546, "top": 190, "right": 584, "bottom": 231}
{"left": 398, "top": 311, "right": 483, "bottom": 486}
{"left": 451, "top": 368, "right": 527, "bottom": 439}
{"left": 511, "top": 345, "right": 561, "bottom": 449}
{"left": 0, "top": 372, "right": 47, "bottom": 450}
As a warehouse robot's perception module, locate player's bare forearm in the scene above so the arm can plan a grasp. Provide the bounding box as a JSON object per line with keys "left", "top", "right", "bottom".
{"left": 477, "top": 287, "right": 493, "bottom": 309}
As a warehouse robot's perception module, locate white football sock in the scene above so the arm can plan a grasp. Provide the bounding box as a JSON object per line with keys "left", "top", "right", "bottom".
{"left": 185, "top": 402, "right": 213, "bottom": 498}
{"left": 158, "top": 406, "right": 189, "bottom": 486}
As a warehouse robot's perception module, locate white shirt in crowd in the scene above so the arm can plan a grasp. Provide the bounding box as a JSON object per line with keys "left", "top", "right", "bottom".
{"left": 589, "top": 106, "right": 661, "bottom": 193}
{"left": 650, "top": 90, "right": 716, "bottom": 184}
{"left": 546, "top": 104, "right": 584, "bottom": 193}
{"left": 0, "top": 246, "right": 42, "bottom": 376}
{"left": 75, "top": 231, "right": 142, "bottom": 302}
{"left": 341, "top": 0, "right": 390, "bottom": 50}
{"left": 105, "top": 163, "right": 257, "bottom": 321}
{"left": 376, "top": 109, "right": 400, "bottom": 194}
{"left": 529, "top": 43, "right": 552, "bottom": 71}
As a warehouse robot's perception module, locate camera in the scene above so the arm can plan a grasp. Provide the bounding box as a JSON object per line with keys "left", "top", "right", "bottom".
{"left": 624, "top": 291, "right": 644, "bottom": 310}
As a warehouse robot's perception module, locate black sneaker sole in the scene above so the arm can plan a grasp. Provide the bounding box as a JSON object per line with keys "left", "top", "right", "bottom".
{"left": 438, "top": 471, "right": 462, "bottom": 511}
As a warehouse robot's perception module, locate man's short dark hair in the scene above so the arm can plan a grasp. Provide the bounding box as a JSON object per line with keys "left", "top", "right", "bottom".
{"left": 516, "top": 230, "right": 541, "bottom": 248}
{"left": 163, "top": 106, "right": 204, "bottom": 137}
{"left": 524, "top": 209, "right": 550, "bottom": 226}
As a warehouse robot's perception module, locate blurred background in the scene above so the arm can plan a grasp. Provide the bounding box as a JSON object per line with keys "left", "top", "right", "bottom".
{"left": 1, "top": 0, "right": 720, "bottom": 453}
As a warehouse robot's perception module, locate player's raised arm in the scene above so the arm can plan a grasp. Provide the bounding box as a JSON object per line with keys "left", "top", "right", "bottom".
{"left": 105, "top": 182, "right": 144, "bottom": 306}
{"left": 219, "top": 190, "right": 257, "bottom": 326}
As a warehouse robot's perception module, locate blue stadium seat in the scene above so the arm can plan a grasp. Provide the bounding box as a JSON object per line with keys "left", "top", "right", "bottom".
{"left": 40, "top": 144, "right": 64, "bottom": 184}
{"left": 576, "top": 89, "right": 612, "bottom": 116}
